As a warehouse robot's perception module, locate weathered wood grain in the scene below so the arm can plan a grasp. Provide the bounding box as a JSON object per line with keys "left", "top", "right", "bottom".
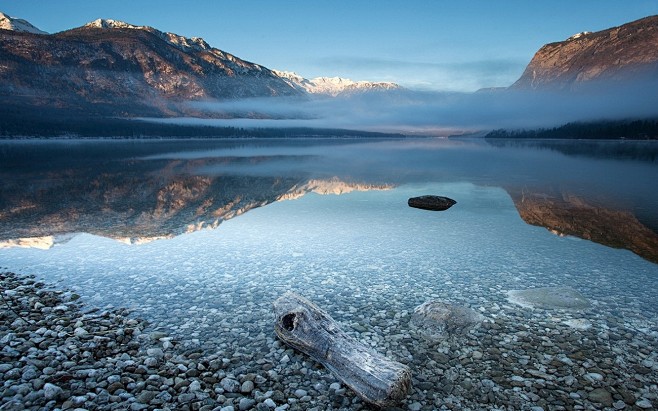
{"left": 273, "top": 291, "right": 411, "bottom": 407}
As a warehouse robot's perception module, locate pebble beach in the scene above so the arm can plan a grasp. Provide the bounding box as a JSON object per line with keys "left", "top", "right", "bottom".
{"left": 2, "top": 265, "right": 657, "bottom": 411}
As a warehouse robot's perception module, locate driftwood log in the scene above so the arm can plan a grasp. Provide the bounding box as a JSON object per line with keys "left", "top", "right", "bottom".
{"left": 273, "top": 291, "right": 411, "bottom": 407}
{"left": 408, "top": 195, "right": 456, "bottom": 211}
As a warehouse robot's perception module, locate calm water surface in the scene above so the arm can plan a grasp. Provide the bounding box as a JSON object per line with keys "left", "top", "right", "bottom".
{"left": 1, "top": 137, "right": 657, "bottom": 409}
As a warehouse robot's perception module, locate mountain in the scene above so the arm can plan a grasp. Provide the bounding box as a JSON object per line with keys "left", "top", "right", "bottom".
{"left": 0, "top": 12, "right": 47, "bottom": 34}
{"left": 511, "top": 15, "right": 658, "bottom": 90}
{"left": 273, "top": 70, "right": 401, "bottom": 96}
{"left": 0, "top": 13, "right": 402, "bottom": 123}
{"left": 0, "top": 16, "right": 301, "bottom": 117}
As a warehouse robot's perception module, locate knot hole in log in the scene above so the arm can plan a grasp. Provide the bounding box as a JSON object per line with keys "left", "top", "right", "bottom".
{"left": 273, "top": 292, "right": 412, "bottom": 407}
{"left": 282, "top": 313, "right": 296, "bottom": 331}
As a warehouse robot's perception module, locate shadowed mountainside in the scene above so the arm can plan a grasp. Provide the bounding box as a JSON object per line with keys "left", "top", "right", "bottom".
{"left": 0, "top": 21, "right": 300, "bottom": 118}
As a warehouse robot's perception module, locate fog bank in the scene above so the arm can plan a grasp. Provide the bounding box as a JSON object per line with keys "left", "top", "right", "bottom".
{"left": 151, "top": 79, "right": 658, "bottom": 135}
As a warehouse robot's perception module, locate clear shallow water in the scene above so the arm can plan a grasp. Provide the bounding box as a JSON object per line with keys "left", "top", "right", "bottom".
{"left": 1, "top": 138, "right": 658, "bottom": 409}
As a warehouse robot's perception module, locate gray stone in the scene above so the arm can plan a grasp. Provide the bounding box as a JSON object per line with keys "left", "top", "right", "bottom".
{"left": 410, "top": 300, "right": 484, "bottom": 341}
{"left": 74, "top": 327, "right": 88, "bottom": 337}
{"left": 22, "top": 367, "right": 38, "bottom": 381}
{"left": 613, "top": 400, "right": 626, "bottom": 409}
{"left": 239, "top": 398, "right": 256, "bottom": 411}
{"left": 136, "top": 390, "right": 157, "bottom": 403}
{"left": 241, "top": 380, "right": 254, "bottom": 393}
{"left": 636, "top": 399, "right": 653, "bottom": 409}
{"left": 220, "top": 377, "right": 240, "bottom": 393}
{"left": 146, "top": 348, "right": 164, "bottom": 359}
{"left": 43, "top": 383, "right": 63, "bottom": 400}
{"left": 189, "top": 380, "right": 201, "bottom": 392}
{"left": 178, "top": 393, "right": 196, "bottom": 403}
{"left": 584, "top": 372, "right": 603, "bottom": 382}
{"left": 588, "top": 388, "right": 613, "bottom": 407}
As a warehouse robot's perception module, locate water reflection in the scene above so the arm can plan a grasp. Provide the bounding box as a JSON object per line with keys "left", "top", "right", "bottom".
{"left": 1, "top": 138, "right": 657, "bottom": 263}
{"left": 487, "top": 138, "right": 658, "bottom": 163}
{"left": 507, "top": 188, "right": 658, "bottom": 263}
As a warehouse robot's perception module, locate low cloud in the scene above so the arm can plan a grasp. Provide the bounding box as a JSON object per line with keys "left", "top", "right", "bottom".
{"left": 158, "top": 79, "right": 658, "bottom": 136}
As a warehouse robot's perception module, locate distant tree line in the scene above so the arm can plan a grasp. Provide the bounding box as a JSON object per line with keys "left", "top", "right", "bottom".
{"left": 486, "top": 119, "right": 658, "bottom": 140}
{"left": 0, "top": 107, "right": 402, "bottom": 139}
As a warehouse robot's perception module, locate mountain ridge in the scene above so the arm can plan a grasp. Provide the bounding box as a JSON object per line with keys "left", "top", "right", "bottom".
{"left": 0, "top": 15, "right": 302, "bottom": 117}
{"left": 0, "top": 11, "right": 47, "bottom": 34}
{"left": 273, "top": 70, "right": 401, "bottom": 96}
{"left": 0, "top": 12, "right": 401, "bottom": 122}
{"left": 511, "top": 15, "right": 658, "bottom": 90}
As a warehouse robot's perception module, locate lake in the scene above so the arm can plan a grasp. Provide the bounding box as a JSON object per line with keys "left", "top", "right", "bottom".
{"left": 1, "top": 137, "right": 657, "bottom": 410}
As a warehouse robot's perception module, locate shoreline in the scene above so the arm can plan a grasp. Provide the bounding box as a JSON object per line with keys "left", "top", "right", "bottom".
{"left": 2, "top": 270, "right": 658, "bottom": 410}
{"left": 0, "top": 272, "right": 308, "bottom": 411}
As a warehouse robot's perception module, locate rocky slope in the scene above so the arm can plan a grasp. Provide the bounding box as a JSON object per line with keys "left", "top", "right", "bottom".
{"left": 0, "top": 13, "right": 402, "bottom": 120}
{"left": 511, "top": 15, "right": 658, "bottom": 90}
{"left": 0, "top": 17, "right": 300, "bottom": 117}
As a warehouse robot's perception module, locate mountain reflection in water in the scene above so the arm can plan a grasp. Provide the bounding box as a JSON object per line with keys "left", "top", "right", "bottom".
{"left": 1, "top": 137, "right": 657, "bottom": 263}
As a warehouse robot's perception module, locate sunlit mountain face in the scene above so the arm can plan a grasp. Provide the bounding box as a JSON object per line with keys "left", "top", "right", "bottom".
{"left": 511, "top": 16, "right": 658, "bottom": 91}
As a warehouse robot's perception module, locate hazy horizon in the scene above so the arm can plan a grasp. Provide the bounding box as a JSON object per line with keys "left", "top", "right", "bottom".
{"left": 144, "top": 78, "right": 658, "bottom": 135}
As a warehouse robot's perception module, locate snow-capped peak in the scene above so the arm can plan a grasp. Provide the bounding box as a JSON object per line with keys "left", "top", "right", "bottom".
{"left": 0, "top": 11, "right": 47, "bottom": 34}
{"left": 83, "top": 18, "right": 211, "bottom": 52}
{"left": 567, "top": 31, "right": 592, "bottom": 41}
{"left": 273, "top": 71, "right": 400, "bottom": 96}
{"left": 84, "top": 18, "right": 144, "bottom": 30}
{"left": 272, "top": 70, "right": 306, "bottom": 83}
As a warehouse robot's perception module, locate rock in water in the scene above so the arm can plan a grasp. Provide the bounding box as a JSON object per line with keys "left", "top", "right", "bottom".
{"left": 410, "top": 300, "right": 484, "bottom": 341}
{"left": 273, "top": 291, "right": 411, "bottom": 407}
{"left": 507, "top": 287, "right": 590, "bottom": 310}
{"left": 408, "top": 195, "right": 456, "bottom": 211}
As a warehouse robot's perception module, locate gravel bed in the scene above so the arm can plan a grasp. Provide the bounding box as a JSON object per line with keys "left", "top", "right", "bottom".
{"left": 2, "top": 271, "right": 657, "bottom": 411}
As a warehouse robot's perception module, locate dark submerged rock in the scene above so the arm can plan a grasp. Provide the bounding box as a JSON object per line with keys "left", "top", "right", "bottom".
{"left": 408, "top": 195, "right": 456, "bottom": 211}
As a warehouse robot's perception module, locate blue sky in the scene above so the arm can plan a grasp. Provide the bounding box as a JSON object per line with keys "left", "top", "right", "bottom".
{"left": 3, "top": 1, "right": 658, "bottom": 91}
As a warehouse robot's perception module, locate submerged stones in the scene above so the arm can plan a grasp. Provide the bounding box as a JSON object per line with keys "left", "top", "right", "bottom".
{"left": 408, "top": 195, "right": 457, "bottom": 211}
{"left": 507, "top": 286, "right": 591, "bottom": 310}
{"left": 410, "top": 300, "right": 484, "bottom": 341}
